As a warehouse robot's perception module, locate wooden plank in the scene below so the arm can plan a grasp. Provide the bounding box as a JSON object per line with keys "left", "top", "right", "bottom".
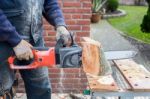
{"left": 114, "top": 59, "right": 150, "bottom": 91}
{"left": 86, "top": 73, "right": 119, "bottom": 91}
{"left": 81, "top": 37, "right": 102, "bottom": 76}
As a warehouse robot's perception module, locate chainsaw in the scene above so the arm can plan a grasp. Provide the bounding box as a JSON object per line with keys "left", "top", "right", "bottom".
{"left": 8, "top": 33, "right": 82, "bottom": 69}
{"left": 8, "top": 32, "right": 137, "bottom": 70}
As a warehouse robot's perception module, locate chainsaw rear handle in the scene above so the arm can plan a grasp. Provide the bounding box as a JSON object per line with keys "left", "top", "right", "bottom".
{"left": 8, "top": 48, "right": 56, "bottom": 69}
{"left": 8, "top": 50, "right": 38, "bottom": 69}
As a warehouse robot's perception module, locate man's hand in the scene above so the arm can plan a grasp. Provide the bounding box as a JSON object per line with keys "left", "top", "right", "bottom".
{"left": 56, "top": 26, "right": 71, "bottom": 45}
{"left": 13, "top": 40, "right": 33, "bottom": 60}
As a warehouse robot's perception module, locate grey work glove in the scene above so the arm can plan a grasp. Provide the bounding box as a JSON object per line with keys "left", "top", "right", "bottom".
{"left": 13, "top": 40, "right": 33, "bottom": 60}
{"left": 56, "top": 26, "right": 71, "bottom": 45}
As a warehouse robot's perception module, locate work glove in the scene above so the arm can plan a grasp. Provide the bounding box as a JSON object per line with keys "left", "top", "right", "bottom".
{"left": 13, "top": 40, "right": 33, "bottom": 60}
{"left": 56, "top": 26, "right": 71, "bottom": 45}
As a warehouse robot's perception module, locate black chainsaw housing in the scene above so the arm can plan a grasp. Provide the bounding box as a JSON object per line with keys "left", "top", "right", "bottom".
{"left": 55, "top": 33, "right": 82, "bottom": 68}
{"left": 59, "top": 45, "right": 82, "bottom": 68}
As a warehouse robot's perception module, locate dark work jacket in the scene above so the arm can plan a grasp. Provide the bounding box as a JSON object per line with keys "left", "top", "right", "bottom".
{"left": 0, "top": 0, "right": 66, "bottom": 94}
{"left": 0, "top": 0, "right": 66, "bottom": 47}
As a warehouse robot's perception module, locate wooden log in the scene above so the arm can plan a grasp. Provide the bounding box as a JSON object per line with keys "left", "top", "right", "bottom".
{"left": 114, "top": 59, "right": 150, "bottom": 91}
{"left": 81, "top": 37, "right": 102, "bottom": 76}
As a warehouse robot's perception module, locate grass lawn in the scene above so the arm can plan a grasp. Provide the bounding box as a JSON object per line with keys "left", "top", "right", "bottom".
{"left": 108, "top": 6, "right": 150, "bottom": 44}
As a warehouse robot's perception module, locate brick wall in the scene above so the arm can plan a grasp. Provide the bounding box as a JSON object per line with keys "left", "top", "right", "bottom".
{"left": 43, "top": 0, "right": 91, "bottom": 47}
{"left": 17, "top": 0, "right": 91, "bottom": 93}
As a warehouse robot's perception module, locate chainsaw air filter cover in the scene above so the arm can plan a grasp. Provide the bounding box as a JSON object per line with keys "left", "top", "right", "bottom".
{"left": 59, "top": 45, "right": 82, "bottom": 68}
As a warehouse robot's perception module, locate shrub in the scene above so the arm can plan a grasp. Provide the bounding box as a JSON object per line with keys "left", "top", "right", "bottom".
{"left": 107, "top": 0, "right": 119, "bottom": 12}
{"left": 92, "top": 0, "right": 107, "bottom": 13}
{"left": 141, "top": 0, "right": 150, "bottom": 33}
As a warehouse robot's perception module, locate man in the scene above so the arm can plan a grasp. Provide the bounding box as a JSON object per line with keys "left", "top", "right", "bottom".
{"left": 0, "top": 0, "right": 70, "bottom": 99}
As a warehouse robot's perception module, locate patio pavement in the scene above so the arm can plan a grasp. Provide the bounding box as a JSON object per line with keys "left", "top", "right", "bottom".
{"left": 91, "top": 20, "right": 135, "bottom": 51}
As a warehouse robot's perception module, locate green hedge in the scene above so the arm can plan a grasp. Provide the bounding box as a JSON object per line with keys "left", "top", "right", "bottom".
{"left": 107, "top": 0, "right": 119, "bottom": 12}
{"left": 141, "top": 0, "right": 150, "bottom": 33}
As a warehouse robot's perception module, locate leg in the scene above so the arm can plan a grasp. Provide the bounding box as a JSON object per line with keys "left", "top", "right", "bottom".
{"left": 0, "top": 42, "right": 15, "bottom": 98}
{"left": 20, "top": 67, "right": 51, "bottom": 99}
{"left": 20, "top": 37, "right": 51, "bottom": 99}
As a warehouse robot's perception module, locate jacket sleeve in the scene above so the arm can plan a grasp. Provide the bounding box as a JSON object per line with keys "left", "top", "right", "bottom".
{"left": 43, "top": 0, "right": 66, "bottom": 27}
{"left": 0, "top": 9, "right": 22, "bottom": 47}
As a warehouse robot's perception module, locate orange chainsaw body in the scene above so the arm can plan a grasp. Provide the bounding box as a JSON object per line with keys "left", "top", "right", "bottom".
{"left": 8, "top": 48, "right": 56, "bottom": 69}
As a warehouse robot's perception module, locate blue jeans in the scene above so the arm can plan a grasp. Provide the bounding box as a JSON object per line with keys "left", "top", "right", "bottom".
{"left": 0, "top": 37, "right": 51, "bottom": 99}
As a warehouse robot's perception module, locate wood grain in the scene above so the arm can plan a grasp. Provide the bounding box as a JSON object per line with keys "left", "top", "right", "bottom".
{"left": 114, "top": 59, "right": 150, "bottom": 91}
{"left": 81, "top": 37, "right": 101, "bottom": 76}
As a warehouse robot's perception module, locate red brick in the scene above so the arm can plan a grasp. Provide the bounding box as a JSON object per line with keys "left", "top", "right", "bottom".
{"left": 74, "top": 73, "right": 87, "bottom": 78}
{"left": 72, "top": 14, "right": 82, "bottom": 19}
{"left": 63, "top": 2, "right": 81, "bottom": 7}
{"left": 16, "top": 89, "right": 25, "bottom": 93}
{"left": 47, "top": 31, "right": 56, "bottom": 36}
{"left": 82, "top": 14, "right": 92, "bottom": 19}
{"left": 44, "top": 36, "right": 56, "bottom": 41}
{"left": 49, "top": 68, "right": 61, "bottom": 73}
{"left": 43, "top": 25, "right": 53, "bottom": 30}
{"left": 50, "top": 73, "right": 76, "bottom": 78}
{"left": 43, "top": 19, "right": 49, "bottom": 24}
{"left": 51, "top": 84, "right": 57, "bottom": 89}
{"left": 75, "top": 37, "right": 81, "bottom": 42}
{"left": 63, "top": 68, "right": 79, "bottom": 73}
{"left": 18, "top": 79, "right": 24, "bottom": 84}
{"left": 76, "top": 9, "right": 91, "bottom": 13}
{"left": 50, "top": 73, "right": 76, "bottom": 79}
{"left": 63, "top": 8, "right": 91, "bottom": 13}
{"left": 68, "top": 26, "right": 81, "bottom": 30}
{"left": 19, "top": 84, "right": 25, "bottom": 88}
{"left": 62, "top": 78, "right": 79, "bottom": 83}
{"left": 73, "top": 84, "right": 88, "bottom": 89}
{"left": 63, "top": 9, "right": 76, "bottom": 13}
{"left": 57, "top": 83, "right": 73, "bottom": 88}
{"left": 64, "top": 74, "right": 75, "bottom": 78}
{"left": 45, "top": 42, "right": 56, "bottom": 47}
{"left": 83, "top": 2, "right": 92, "bottom": 7}
{"left": 64, "top": 14, "right": 72, "bottom": 19}
{"left": 76, "top": 32, "right": 90, "bottom": 37}
{"left": 65, "top": 20, "right": 76, "bottom": 25}
{"left": 79, "top": 78, "right": 88, "bottom": 82}
{"left": 49, "top": 74, "right": 61, "bottom": 78}
{"left": 15, "top": 73, "right": 21, "bottom": 78}
{"left": 51, "top": 79, "right": 60, "bottom": 83}
{"left": 77, "top": 20, "right": 90, "bottom": 25}
{"left": 82, "top": 26, "right": 90, "bottom": 31}
{"left": 52, "top": 89, "right": 79, "bottom": 93}
{"left": 43, "top": 32, "right": 48, "bottom": 36}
